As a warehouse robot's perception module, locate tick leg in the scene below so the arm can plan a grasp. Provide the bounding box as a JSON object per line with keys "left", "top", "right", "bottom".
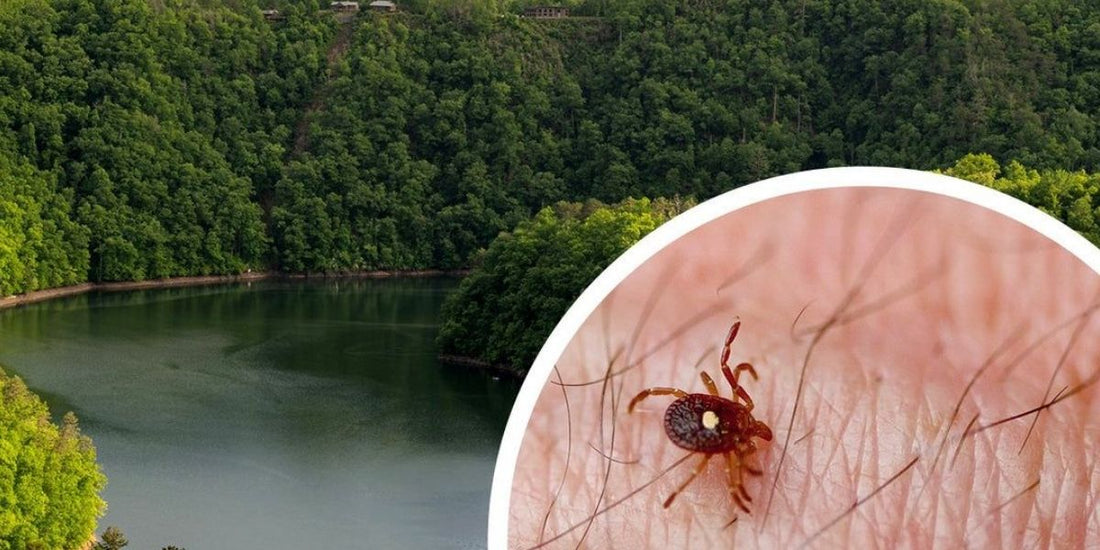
{"left": 734, "top": 385, "right": 755, "bottom": 411}
{"left": 732, "top": 361, "right": 758, "bottom": 383}
{"left": 627, "top": 387, "right": 688, "bottom": 413}
{"left": 732, "top": 492, "right": 751, "bottom": 514}
{"left": 719, "top": 320, "right": 741, "bottom": 371}
{"left": 725, "top": 452, "right": 751, "bottom": 514}
{"left": 718, "top": 318, "right": 758, "bottom": 399}
{"left": 722, "top": 362, "right": 758, "bottom": 387}
{"left": 722, "top": 363, "right": 757, "bottom": 409}
{"left": 724, "top": 452, "right": 739, "bottom": 498}
{"left": 738, "top": 442, "right": 763, "bottom": 475}
{"left": 664, "top": 453, "right": 711, "bottom": 508}
{"left": 700, "top": 372, "right": 719, "bottom": 396}
{"left": 739, "top": 440, "right": 759, "bottom": 457}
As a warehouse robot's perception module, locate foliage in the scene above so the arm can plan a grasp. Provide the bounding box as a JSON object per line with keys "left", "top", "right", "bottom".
{"left": 442, "top": 151, "right": 1100, "bottom": 377}
{"left": 4, "top": 0, "right": 1100, "bottom": 540}
{"left": 946, "top": 153, "right": 1100, "bottom": 245}
{"left": 0, "top": 147, "right": 88, "bottom": 296}
{"left": 0, "top": 0, "right": 326, "bottom": 290}
{"left": 436, "top": 196, "right": 692, "bottom": 373}
{"left": 92, "top": 526, "right": 127, "bottom": 550}
{"left": 267, "top": 0, "right": 1100, "bottom": 271}
{"left": 0, "top": 369, "right": 105, "bottom": 550}
{"left": 88, "top": 525, "right": 187, "bottom": 550}
{"left": 4, "top": 0, "right": 1100, "bottom": 290}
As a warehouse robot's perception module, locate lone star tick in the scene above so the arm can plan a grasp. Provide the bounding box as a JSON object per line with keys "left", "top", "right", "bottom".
{"left": 627, "top": 319, "right": 773, "bottom": 515}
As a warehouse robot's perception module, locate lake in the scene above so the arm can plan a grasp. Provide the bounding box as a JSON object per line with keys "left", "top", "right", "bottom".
{"left": 0, "top": 278, "right": 519, "bottom": 549}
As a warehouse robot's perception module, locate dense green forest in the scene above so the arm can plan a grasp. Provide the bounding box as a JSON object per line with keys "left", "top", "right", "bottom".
{"left": 440, "top": 156, "right": 1100, "bottom": 374}
{"left": 0, "top": 369, "right": 105, "bottom": 549}
{"left": 3, "top": 0, "right": 1100, "bottom": 371}
{"left": 2, "top": 0, "right": 1100, "bottom": 297}
{"left": 437, "top": 196, "right": 691, "bottom": 373}
{"left": 946, "top": 153, "right": 1100, "bottom": 244}
{"left": 1, "top": 0, "right": 1100, "bottom": 539}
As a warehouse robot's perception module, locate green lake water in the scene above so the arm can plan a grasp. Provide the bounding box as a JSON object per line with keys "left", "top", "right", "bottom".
{"left": 0, "top": 278, "right": 519, "bottom": 549}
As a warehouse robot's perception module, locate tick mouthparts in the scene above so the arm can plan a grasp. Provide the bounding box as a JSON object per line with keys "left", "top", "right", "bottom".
{"left": 756, "top": 420, "right": 774, "bottom": 441}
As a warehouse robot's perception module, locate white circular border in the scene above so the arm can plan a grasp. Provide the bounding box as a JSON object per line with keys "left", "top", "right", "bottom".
{"left": 486, "top": 166, "right": 1100, "bottom": 548}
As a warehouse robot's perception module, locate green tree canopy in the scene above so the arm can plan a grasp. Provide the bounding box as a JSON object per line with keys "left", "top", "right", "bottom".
{"left": 436, "top": 196, "right": 692, "bottom": 374}
{"left": 3, "top": 0, "right": 1100, "bottom": 290}
{"left": 946, "top": 153, "right": 1100, "bottom": 245}
{"left": 0, "top": 369, "right": 106, "bottom": 550}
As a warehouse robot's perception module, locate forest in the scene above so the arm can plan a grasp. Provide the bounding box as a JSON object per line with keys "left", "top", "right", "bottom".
{"left": 437, "top": 196, "right": 692, "bottom": 374}
{"left": 2, "top": 0, "right": 1100, "bottom": 541}
{"left": 1, "top": 0, "right": 1099, "bottom": 296}
{"left": 438, "top": 154, "right": 1100, "bottom": 374}
{"left": 7, "top": 0, "right": 1099, "bottom": 373}
{"left": 0, "top": 369, "right": 104, "bottom": 549}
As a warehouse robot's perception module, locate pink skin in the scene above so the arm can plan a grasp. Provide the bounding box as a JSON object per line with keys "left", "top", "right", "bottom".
{"left": 508, "top": 187, "right": 1100, "bottom": 548}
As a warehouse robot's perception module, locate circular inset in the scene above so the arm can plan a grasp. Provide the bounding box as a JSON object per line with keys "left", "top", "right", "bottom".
{"left": 492, "top": 168, "right": 1100, "bottom": 549}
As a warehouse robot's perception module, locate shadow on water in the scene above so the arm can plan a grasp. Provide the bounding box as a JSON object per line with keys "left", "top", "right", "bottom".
{"left": 0, "top": 278, "right": 520, "bottom": 549}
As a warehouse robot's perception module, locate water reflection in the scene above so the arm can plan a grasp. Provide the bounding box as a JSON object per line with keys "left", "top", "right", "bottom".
{"left": 0, "top": 279, "right": 518, "bottom": 549}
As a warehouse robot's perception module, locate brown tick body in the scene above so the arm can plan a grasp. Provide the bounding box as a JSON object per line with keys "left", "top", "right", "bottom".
{"left": 628, "top": 320, "right": 772, "bottom": 515}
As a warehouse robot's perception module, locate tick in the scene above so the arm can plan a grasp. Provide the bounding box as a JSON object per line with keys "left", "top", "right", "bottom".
{"left": 627, "top": 319, "right": 773, "bottom": 515}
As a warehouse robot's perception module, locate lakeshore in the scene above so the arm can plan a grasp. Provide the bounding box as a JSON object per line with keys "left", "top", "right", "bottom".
{"left": 0, "top": 270, "right": 466, "bottom": 311}
{"left": 0, "top": 277, "right": 515, "bottom": 549}
{"left": 437, "top": 353, "right": 527, "bottom": 380}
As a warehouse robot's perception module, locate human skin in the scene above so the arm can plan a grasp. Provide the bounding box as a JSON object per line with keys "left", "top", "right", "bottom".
{"left": 507, "top": 186, "right": 1100, "bottom": 549}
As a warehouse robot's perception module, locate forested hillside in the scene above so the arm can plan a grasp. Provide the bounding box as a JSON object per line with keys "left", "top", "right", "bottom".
{"left": 437, "top": 155, "right": 1100, "bottom": 375}
{"left": 437, "top": 196, "right": 692, "bottom": 373}
{"left": 2, "top": 0, "right": 1100, "bottom": 295}
{"left": 0, "top": 0, "right": 330, "bottom": 288}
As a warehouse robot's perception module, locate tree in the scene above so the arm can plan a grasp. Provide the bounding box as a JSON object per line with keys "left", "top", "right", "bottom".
{"left": 437, "top": 196, "right": 693, "bottom": 374}
{"left": 92, "top": 526, "right": 128, "bottom": 550}
{"left": 5, "top": 0, "right": 1100, "bottom": 287}
{"left": 945, "top": 153, "right": 1100, "bottom": 245}
{"left": 0, "top": 370, "right": 105, "bottom": 549}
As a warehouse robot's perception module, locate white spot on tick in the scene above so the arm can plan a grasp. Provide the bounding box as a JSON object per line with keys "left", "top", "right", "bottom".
{"left": 702, "top": 410, "right": 719, "bottom": 430}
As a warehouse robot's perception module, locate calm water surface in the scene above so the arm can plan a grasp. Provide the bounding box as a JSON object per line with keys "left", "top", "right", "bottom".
{"left": 0, "top": 278, "right": 519, "bottom": 549}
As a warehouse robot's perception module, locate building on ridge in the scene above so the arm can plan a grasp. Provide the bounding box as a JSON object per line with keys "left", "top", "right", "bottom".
{"left": 368, "top": 0, "right": 397, "bottom": 12}
{"left": 330, "top": 1, "right": 360, "bottom": 12}
{"left": 523, "top": 6, "right": 569, "bottom": 18}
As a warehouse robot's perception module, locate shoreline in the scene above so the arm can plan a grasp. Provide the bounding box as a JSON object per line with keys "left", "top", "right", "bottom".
{"left": 437, "top": 354, "right": 526, "bottom": 381}
{"left": 0, "top": 269, "right": 522, "bottom": 382}
{"left": 0, "top": 269, "right": 468, "bottom": 312}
